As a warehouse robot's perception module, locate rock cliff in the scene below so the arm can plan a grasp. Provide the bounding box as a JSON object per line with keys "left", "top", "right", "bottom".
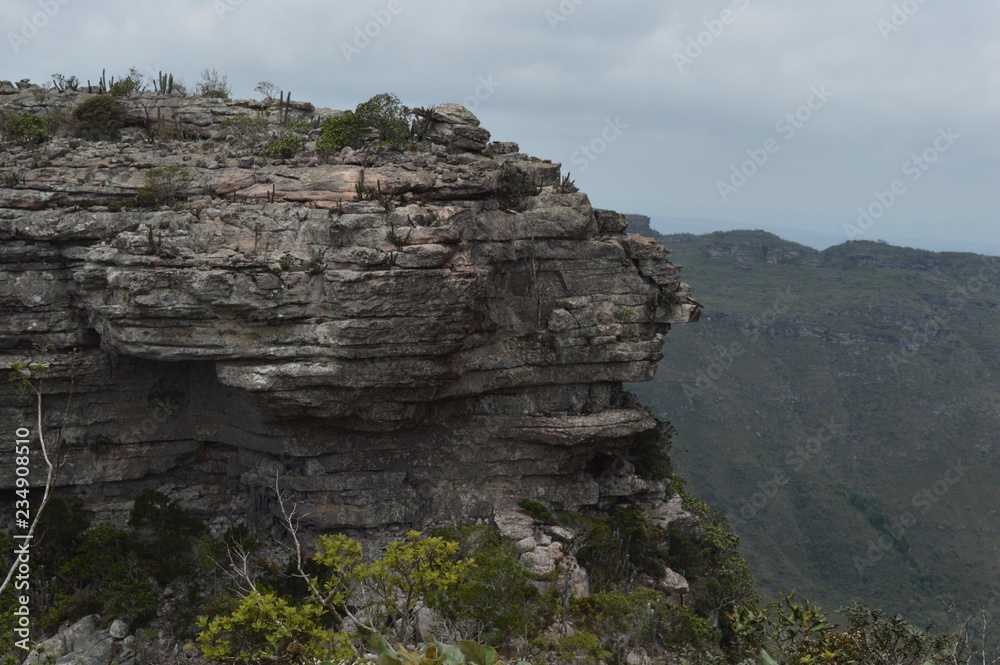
{"left": 0, "top": 83, "right": 699, "bottom": 535}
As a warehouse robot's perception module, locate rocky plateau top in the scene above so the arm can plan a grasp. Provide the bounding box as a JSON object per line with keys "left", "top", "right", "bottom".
{"left": 0, "top": 79, "right": 699, "bottom": 540}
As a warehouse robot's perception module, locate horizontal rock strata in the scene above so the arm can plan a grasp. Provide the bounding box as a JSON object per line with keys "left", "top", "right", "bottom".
{"left": 0, "top": 86, "right": 698, "bottom": 533}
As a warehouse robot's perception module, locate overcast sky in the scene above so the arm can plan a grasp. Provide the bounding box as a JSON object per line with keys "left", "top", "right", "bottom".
{"left": 4, "top": 0, "right": 998, "bottom": 254}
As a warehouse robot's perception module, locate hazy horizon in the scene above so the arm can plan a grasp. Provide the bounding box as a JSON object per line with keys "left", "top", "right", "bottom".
{"left": 646, "top": 216, "right": 1000, "bottom": 257}
{"left": 3, "top": 1, "right": 997, "bottom": 254}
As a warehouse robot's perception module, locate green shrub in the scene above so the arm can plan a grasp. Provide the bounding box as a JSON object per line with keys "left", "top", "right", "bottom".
{"left": 666, "top": 483, "right": 757, "bottom": 650}
{"left": 0, "top": 111, "right": 52, "bottom": 144}
{"left": 355, "top": 92, "right": 411, "bottom": 147}
{"left": 220, "top": 112, "right": 270, "bottom": 156}
{"left": 729, "top": 596, "right": 966, "bottom": 664}
{"left": 73, "top": 95, "right": 127, "bottom": 140}
{"left": 136, "top": 165, "right": 194, "bottom": 207}
{"left": 496, "top": 163, "right": 539, "bottom": 212}
{"left": 194, "top": 590, "right": 353, "bottom": 664}
{"left": 260, "top": 132, "right": 306, "bottom": 159}
{"left": 128, "top": 490, "right": 207, "bottom": 585}
{"left": 431, "top": 524, "right": 540, "bottom": 644}
{"left": 575, "top": 587, "right": 717, "bottom": 656}
{"left": 108, "top": 67, "right": 145, "bottom": 97}
{"left": 43, "top": 522, "right": 160, "bottom": 629}
{"left": 517, "top": 499, "right": 554, "bottom": 523}
{"left": 628, "top": 418, "right": 676, "bottom": 481}
{"left": 574, "top": 508, "right": 667, "bottom": 588}
{"left": 317, "top": 113, "right": 362, "bottom": 153}
{"left": 316, "top": 93, "right": 412, "bottom": 153}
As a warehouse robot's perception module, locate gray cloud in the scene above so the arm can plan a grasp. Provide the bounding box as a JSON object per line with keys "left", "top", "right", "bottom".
{"left": 3, "top": 0, "right": 997, "bottom": 253}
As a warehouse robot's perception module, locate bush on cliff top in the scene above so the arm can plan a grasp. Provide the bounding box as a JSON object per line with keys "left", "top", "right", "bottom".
{"left": 73, "top": 95, "right": 127, "bottom": 140}
{"left": 0, "top": 111, "right": 51, "bottom": 145}
{"left": 317, "top": 92, "right": 412, "bottom": 153}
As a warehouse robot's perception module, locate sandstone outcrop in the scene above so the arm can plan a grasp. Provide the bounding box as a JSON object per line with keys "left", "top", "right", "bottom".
{"left": 0, "top": 85, "right": 699, "bottom": 534}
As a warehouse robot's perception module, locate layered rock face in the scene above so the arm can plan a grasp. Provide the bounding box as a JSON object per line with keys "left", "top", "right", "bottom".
{"left": 0, "top": 84, "right": 698, "bottom": 533}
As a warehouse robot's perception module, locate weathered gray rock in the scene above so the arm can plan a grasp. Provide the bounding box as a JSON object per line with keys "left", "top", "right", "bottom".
{"left": 422, "top": 103, "right": 491, "bottom": 152}
{"left": 25, "top": 615, "right": 115, "bottom": 665}
{"left": 0, "top": 87, "right": 700, "bottom": 534}
{"left": 109, "top": 618, "right": 129, "bottom": 640}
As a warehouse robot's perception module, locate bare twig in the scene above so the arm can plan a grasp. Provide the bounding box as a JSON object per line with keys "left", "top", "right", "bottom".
{"left": 271, "top": 472, "right": 377, "bottom": 633}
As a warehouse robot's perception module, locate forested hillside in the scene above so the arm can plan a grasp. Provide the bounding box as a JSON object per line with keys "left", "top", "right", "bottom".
{"left": 629, "top": 228, "right": 1000, "bottom": 629}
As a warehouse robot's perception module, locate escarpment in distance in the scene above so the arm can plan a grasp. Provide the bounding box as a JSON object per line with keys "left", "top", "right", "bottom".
{"left": 0, "top": 82, "right": 699, "bottom": 535}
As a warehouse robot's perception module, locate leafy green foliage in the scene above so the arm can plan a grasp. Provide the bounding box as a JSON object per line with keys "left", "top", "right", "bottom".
{"left": 108, "top": 67, "right": 146, "bottom": 97}
{"left": 260, "top": 134, "right": 306, "bottom": 159}
{"left": 194, "top": 589, "right": 353, "bottom": 664}
{"left": 0, "top": 111, "right": 51, "bottom": 145}
{"left": 627, "top": 418, "right": 676, "bottom": 480}
{"left": 360, "top": 530, "right": 473, "bottom": 634}
{"left": 136, "top": 165, "right": 194, "bottom": 207}
{"left": 373, "top": 636, "right": 510, "bottom": 665}
{"left": 355, "top": 93, "right": 412, "bottom": 147}
{"left": 571, "top": 586, "right": 717, "bottom": 660}
{"left": 430, "top": 524, "right": 540, "bottom": 645}
{"left": 13, "top": 491, "right": 213, "bottom": 633}
{"left": 516, "top": 499, "right": 553, "bottom": 524}
{"left": 316, "top": 113, "right": 361, "bottom": 153}
{"left": 221, "top": 112, "right": 270, "bottom": 156}
{"left": 128, "top": 490, "right": 207, "bottom": 585}
{"left": 42, "top": 522, "right": 160, "bottom": 629}
{"left": 7, "top": 360, "right": 49, "bottom": 393}
{"left": 730, "top": 595, "right": 965, "bottom": 664}
{"left": 573, "top": 508, "right": 668, "bottom": 589}
{"left": 316, "top": 93, "right": 413, "bottom": 153}
{"left": 667, "top": 486, "right": 757, "bottom": 647}
{"left": 495, "top": 164, "right": 539, "bottom": 212}
{"left": 73, "top": 95, "right": 127, "bottom": 140}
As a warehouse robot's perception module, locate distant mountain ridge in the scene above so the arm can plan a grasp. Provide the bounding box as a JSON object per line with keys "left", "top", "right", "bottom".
{"left": 626, "top": 223, "right": 1000, "bottom": 630}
